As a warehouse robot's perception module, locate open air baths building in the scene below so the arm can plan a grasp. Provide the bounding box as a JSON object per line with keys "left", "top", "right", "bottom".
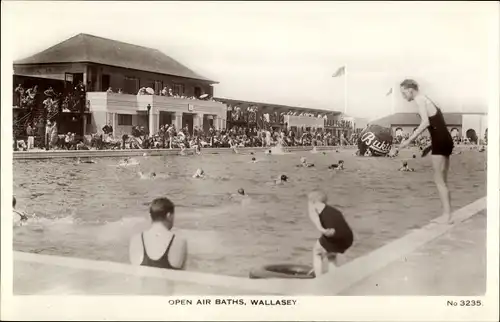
{"left": 13, "top": 33, "right": 228, "bottom": 137}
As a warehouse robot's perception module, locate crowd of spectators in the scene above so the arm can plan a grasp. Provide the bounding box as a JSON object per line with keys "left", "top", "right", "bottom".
{"left": 104, "top": 86, "right": 219, "bottom": 103}
{"left": 87, "top": 123, "right": 357, "bottom": 151}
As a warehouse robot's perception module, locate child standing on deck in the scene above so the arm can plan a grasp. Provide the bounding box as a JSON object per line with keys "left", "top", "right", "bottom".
{"left": 307, "top": 191, "right": 353, "bottom": 277}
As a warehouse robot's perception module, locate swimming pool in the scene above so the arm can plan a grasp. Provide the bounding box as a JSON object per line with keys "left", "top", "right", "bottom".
{"left": 13, "top": 149, "right": 486, "bottom": 277}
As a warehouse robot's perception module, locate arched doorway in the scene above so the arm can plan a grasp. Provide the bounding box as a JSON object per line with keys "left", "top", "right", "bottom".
{"left": 466, "top": 128, "right": 478, "bottom": 144}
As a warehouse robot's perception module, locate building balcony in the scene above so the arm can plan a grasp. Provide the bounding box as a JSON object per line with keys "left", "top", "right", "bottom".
{"left": 87, "top": 92, "right": 227, "bottom": 118}
{"left": 86, "top": 92, "right": 227, "bottom": 136}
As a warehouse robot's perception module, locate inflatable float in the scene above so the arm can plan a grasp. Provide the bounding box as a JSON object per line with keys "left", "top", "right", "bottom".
{"left": 357, "top": 124, "right": 393, "bottom": 157}
{"left": 249, "top": 264, "right": 315, "bottom": 279}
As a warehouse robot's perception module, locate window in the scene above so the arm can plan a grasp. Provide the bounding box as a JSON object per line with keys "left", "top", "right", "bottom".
{"left": 154, "top": 81, "right": 163, "bottom": 95}
{"left": 118, "top": 114, "right": 133, "bottom": 125}
{"left": 172, "top": 83, "right": 185, "bottom": 96}
{"left": 101, "top": 74, "right": 111, "bottom": 91}
{"left": 124, "top": 77, "right": 139, "bottom": 94}
{"left": 194, "top": 86, "right": 202, "bottom": 98}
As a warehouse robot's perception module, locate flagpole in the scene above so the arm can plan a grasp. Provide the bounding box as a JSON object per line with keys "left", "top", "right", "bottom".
{"left": 391, "top": 85, "right": 395, "bottom": 115}
{"left": 344, "top": 64, "right": 348, "bottom": 116}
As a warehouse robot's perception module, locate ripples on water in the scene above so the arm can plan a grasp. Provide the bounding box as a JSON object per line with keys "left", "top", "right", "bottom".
{"left": 13, "top": 150, "right": 486, "bottom": 276}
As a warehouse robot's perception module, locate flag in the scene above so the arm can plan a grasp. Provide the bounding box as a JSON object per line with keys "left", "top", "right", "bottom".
{"left": 332, "top": 66, "right": 346, "bottom": 77}
{"left": 386, "top": 87, "right": 393, "bottom": 96}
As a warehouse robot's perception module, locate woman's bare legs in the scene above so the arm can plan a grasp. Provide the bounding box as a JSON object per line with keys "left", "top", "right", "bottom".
{"left": 431, "top": 155, "right": 453, "bottom": 224}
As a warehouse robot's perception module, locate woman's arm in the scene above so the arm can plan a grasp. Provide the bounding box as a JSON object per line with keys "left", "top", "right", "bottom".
{"left": 399, "top": 97, "right": 430, "bottom": 149}
{"left": 129, "top": 234, "right": 144, "bottom": 265}
{"left": 169, "top": 237, "right": 188, "bottom": 270}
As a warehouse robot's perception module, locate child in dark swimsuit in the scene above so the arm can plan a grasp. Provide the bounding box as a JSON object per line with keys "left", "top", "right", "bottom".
{"left": 308, "top": 191, "right": 353, "bottom": 277}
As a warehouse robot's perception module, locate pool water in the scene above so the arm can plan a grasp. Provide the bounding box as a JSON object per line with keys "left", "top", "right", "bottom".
{"left": 13, "top": 149, "right": 486, "bottom": 277}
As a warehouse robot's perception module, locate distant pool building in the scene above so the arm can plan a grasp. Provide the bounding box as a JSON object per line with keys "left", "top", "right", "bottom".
{"left": 14, "top": 33, "right": 228, "bottom": 137}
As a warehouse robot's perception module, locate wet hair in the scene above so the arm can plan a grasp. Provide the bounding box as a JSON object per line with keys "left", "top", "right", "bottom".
{"left": 280, "top": 174, "right": 288, "bottom": 181}
{"left": 149, "top": 197, "right": 175, "bottom": 222}
{"left": 252, "top": 157, "right": 256, "bottom": 161}
{"left": 403, "top": 161, "right": 408, "bottom": 166}
{"left": 151, "top": 172, "right": 156, "bottom": 177}
{"left": 237, "top": 188, "right": 245, "bottom": 195}
{"left": 308, "top": 190, "right": 327, "bottom": 204}
{"left": 250, "top": 152, "right": 254, "bottom": 155}
{"left": 400, "top": 79, "right": 419, "bottom": 91}
{"left": 268, "top": 150, "right": 272, "bottom": 153}
{"left": 412, "top": 154, "right": 416, "bottom": 158}
{"left": 13, "top": 196, "right": 16, "bottom": 208}
{"left": 338, "top": 160, "right": 344, "bottom": 164}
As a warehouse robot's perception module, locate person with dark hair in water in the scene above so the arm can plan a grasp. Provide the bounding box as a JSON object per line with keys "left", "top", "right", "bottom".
{"left": 13, "top": 196, "right": 28, "bottom": 224}
{"left": 390, "top": 79, "right": 454, "bottom": 224}
{"left": 129, "top": 197, "right": 187, "bottom": 270}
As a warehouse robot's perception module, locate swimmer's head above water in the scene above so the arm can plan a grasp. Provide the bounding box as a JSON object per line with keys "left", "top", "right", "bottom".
{"left": 280, "top": 174, "right": 288, "bottom": 182}
{"left": 237, "top": 188, "right": 245, "bottom": 195}
{"left": 149, "top": 197, "right": 175, "bottom": 229}
{"left": 193, "top": 168, "right": 205, "bottom": 178}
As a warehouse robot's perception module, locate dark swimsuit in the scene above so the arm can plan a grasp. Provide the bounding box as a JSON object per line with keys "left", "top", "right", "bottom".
{"left": 318, "top": 205, "right": 354, "bottom": 254}
{"left": 140, "top": 233, "right": 176, "bottom": 269}
{"left": 426, "top": 97, "right": 454, "bottom": 157}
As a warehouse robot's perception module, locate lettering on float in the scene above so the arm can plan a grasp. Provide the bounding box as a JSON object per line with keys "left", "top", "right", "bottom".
{"left": 361, "top": 132, "right": 392, "bottom": 153}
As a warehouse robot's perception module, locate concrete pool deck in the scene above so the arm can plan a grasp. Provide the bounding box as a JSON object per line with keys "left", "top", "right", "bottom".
{"left": 13, "top": 197, "right": 486, "bottom": 295}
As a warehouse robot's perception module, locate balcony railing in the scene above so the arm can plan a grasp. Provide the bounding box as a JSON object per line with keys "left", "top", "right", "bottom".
{"left": 87, "top": 92, "right": 226, "bottom": 117}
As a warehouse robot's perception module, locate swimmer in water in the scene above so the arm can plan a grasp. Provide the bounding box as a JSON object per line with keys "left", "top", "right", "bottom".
{"left": 276, "top": 174, "right": 288, "bottom": 185}
{"left": 119, "top": 157, "right": 139, "bottom": 166}
{"left": 399, "top": 161, "right": 414, "bottom": 172}
{"left": 265, "top": 149, "right": 272, "bottom": 155}
{"left": 192, "top": 168, "right": 205, "bottom": 178}
{"left": 139, "top": 171, "right": 157, "bottom": 179}
{"left": 12, "top": 196, "right": 28, "bottom": 225}
{"left": 76, "top": 157, "right": 96, "bottom": 164}
{"left": 328, "top": 160, "right": 344, "bottom": 170}
{"left": 297, "top": 157, "right": 314, "bottom": 168}
{"left": 251, "top": 157, "right": 258, "bottom": 163}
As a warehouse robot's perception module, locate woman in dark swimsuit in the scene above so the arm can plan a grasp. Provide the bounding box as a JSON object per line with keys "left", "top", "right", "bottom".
{"left": 391, "top": 79, "right": 454, "bottom": 224}
{"left": 129, "top": 197, "right": 188, "bottom": 269}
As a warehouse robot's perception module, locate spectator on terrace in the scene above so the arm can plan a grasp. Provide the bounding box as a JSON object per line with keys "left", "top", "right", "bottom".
{"left": 137, "top": 87, "right": 147, "bottom": 96}
{"left": 26, "top": 85, "right": 38, "bottom": 99}
{"left": 49, "top": 120, "right": 58, "bottom": 149}
{"left": 26, "top": 123, "right": 35, "bottom": 150}
{"left": 102, "top": 122, "right": 113, "bottom": 135}
{"left": 161, "top": 87, "right": 168, "bottom": 96}
{"left": 14, "top": 84, "right": 24, "bottom": 107}
{"left": 45, "top": 120, "right": 52, "bottom": 148}
{"left": 118, "top": 88, "right": 123, "bottom": 94}
{"left": 106, "top": 87, "right": 114, "bottom": 93}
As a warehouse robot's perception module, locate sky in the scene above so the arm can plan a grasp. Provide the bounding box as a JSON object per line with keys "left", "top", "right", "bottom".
{"left": 2, "top": 1, "right": 496, "bottom": 119}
